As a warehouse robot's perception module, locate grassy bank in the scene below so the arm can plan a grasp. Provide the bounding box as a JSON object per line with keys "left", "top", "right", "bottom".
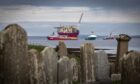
{"left": 28, "top": 44, "right": 80, "bottom": 64}
{"left": 28, "top": 44, "right": 45, "bottom": 52}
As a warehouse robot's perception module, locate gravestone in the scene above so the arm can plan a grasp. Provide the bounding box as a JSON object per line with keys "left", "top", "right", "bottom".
{"left": 28, "top": 49, "right": 46, "bottom": 84}
{"left": 111, "top": 74, "right": 121, "bottom": 82}
{"left": 56, "top": 41, "right": 67, "bottom": 58}
{"left": 94, "top": 51, "right": 110, "bottom": 81}
{"left": 70, "top": 58, "right": 78, "bottom": 82}
{"left": 80, "top": 43, "right": 95, "bottom": 83}
{"left": 0, "top": 31, "right": 3, "bottom": 57}
{"left": 0, "top": 31, "right": 3, "bottom": 84}
{"left": 41, "top": 47, "right": 58, "bottom": 84}
{"left": 121, "top": 51, "right": 140, "bottom": 84}
{"left": 58, "top": 56, "right": 72, "bottom": 84}
{"left": 0, "top": 24, "right": 29, "bottom": 84}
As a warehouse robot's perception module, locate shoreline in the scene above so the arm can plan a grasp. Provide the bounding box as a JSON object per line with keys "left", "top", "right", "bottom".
{"left": 28, "top": 43, "right": 116, "bottom": 53}
{"left": 28, "top": 44, "right": 117, "bottom": 63}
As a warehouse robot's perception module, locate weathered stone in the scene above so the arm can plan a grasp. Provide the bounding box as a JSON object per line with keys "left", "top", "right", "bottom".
{"left": 58, "top": 56, "right": 72, "bottom": 84}
{"left": 110, "top": 62, "right": 116, "bottom": 75}
{"left": 41, "top": 47, "right": 58, "bottom": 84}
{"left": 116, "top": 34, "right": 131, "bottom": 72}
{"left": 111, "top": 74, "right": 121, "bottom": 81}
{"left": 0, "top": 32, "right": 2, "bottom": 50}
{"left": 0, "top": 24, "right": 29, "bottom": 84}
{"left": 56, "top": 41, "right": 67, "bottom": 58}
{"left": 121, "top": 51, "right": 140, "bottom": 84}
{"left": 94, "top": 51, "right": 110, "bottom": 81}
{"left": 80, "top": 43, "right": 95, "bottom": 83}
{"left": 28, "top": 49, "right": 46, "bottom": 84}
{"left": 0, "top": 31, "right": 3, "bottom": 84}
{"left": 0, "top": 31, "right": 3, "bottom": 55}
{"left": 70, "top": 58, "right": 79, "bottom": 82}
{"left": 116, "top": 34, "right": 131, "bottom": 41}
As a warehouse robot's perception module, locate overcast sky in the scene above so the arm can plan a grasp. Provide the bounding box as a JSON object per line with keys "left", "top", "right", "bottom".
{"left": 0, "top": 0, "right": 140, "bottom": 23}
{"left": 0, "top": 0, "right": 140, "bottom": 35}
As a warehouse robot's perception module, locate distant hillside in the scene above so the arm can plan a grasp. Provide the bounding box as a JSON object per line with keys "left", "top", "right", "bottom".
{"left": 131, "top": 35, "right": 140, "bottom": 38}
{"left": 79, "top": 34, "right": 140, "bottom": 39}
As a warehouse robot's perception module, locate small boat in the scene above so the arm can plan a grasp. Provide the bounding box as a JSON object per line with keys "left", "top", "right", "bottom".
{"left": 103, "top": 37, "right": 114, "bottom": 40}
{"left": 85, "top": 32, "right": 97, "bottom": 40}
{"left": 103, "top": 32, "right": 115, "bottom": 40}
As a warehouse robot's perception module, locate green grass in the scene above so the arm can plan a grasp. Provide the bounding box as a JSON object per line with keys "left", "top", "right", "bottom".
{"left": 112, "top": 80, "right": 121, "bottom": 84}
{"left": 28, "top": 44, "right": 81, "bottom": 64}
{"left": 28, "top": 44, "right": 45, "bottom": 52}
{"left": 68, "top": 54, "right": 80, "bottom": 64}
{"left": 73, "top": 56, "right": 80, "bottom": 64}
{"left": 72, "top": 81, "right": 80, "bottom": 84}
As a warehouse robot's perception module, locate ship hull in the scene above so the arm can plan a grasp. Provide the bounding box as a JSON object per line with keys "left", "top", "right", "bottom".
{"left": 58, "top": 31, "right": 79, "bottom": 37}
{"left": 47, "top": 36, "right": 77, "bottom": 40}
{"left": 103, "top": 37, "right": 114, "bottom": 40}
{"left": 85, "top": 37, "right": 96, "bottom": 40}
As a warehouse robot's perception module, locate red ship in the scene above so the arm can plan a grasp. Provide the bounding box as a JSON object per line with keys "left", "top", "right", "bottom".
{"left": 47, "top": 13, "right": 83, "bottom": 40}
{"left": 47, "top": 26, "right": 79, "bottom": 40}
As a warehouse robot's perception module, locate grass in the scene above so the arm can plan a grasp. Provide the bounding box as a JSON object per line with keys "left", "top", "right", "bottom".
{"left": 112, "top": 80, "right": 121, "bottom": 84}
{"left": 73, "top": 56, "right": 80, "bottom": 64}
{"left": 68, "top": 53, "right": 80, "bottom": 64}
{"left": 73, "top": 81, "right": 80, "bottom": 84}
{"left": 28, "top": 44, "right": 45, "bottom": 52}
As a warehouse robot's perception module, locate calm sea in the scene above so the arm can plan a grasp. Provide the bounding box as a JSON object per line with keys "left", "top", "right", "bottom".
{"left": 28, "top": 35, "right": 140, "bottom": 54}
{"left": 0, "top": 22, "right": 140, "bottom": 54}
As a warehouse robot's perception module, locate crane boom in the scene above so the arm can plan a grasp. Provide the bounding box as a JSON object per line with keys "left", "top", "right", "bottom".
{"left": 78, "top": 13, "right": 84, "bottom": 24}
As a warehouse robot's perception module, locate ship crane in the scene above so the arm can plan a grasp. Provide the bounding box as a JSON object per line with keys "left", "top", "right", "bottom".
{"left": 78, "top": 12, "right": 84, "bottom": 24}
{"left": 77, "top": 12, "right": 84, "bottom": 28}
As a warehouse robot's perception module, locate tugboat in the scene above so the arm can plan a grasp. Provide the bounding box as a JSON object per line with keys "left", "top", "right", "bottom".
{"left": 47, "top": 13, "right": 83, "bottom": 40}
{"left": 85, "top": 32, "right": 97, "bottom": 40}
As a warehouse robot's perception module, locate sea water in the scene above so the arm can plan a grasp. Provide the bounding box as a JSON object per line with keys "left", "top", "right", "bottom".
{"left": 28, "top": 35, "right": 140, "bottom": 54}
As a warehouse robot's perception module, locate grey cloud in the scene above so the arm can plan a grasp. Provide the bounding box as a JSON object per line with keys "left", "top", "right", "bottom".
{"left": 0, "top": 0, "right": 140, "bottom": 9}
